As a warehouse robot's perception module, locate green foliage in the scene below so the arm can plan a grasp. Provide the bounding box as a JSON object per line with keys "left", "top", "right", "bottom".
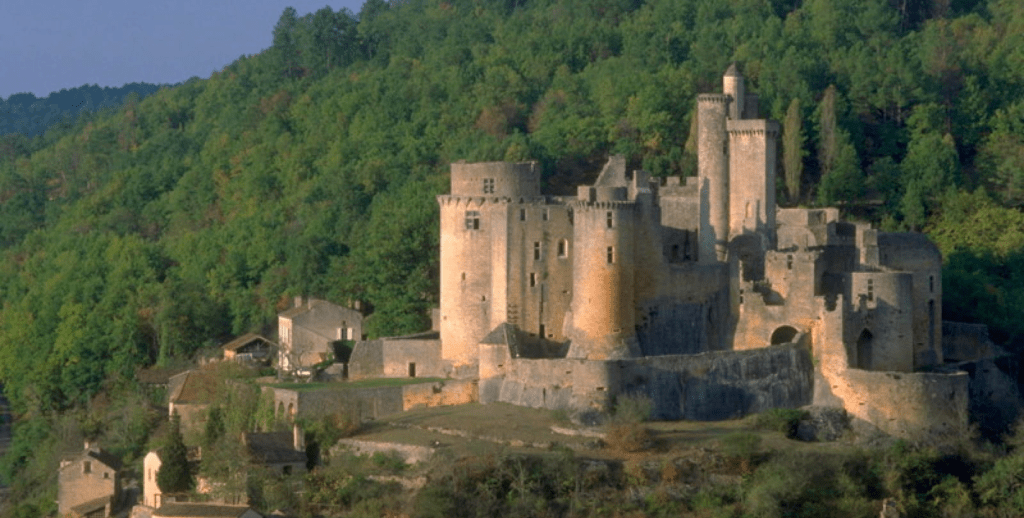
{"left": 750, "top": 408, "right": 808, "bottom": 438}
{"left": 783, "top": 98, "right": 805, "bottom": 204}
{"left": 156, "top": 413, "right": 193, "bottom": 493}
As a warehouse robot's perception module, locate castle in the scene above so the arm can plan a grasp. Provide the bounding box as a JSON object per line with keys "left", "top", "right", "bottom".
{"left": 271, "top": 65, "right": 989, "bottom": 439}
{"left": 430, "top": 64, "right": 967, "bottom": 438}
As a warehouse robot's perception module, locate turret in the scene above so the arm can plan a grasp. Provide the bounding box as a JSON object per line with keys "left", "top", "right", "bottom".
{"left": 697, "top": 93, "right": 729, "bottom": 263}
{"left": 565, "top": 187, "right": 640, "bottom": 360}
{"left": 723, "top": 62, "right": 745, "bottom": 121}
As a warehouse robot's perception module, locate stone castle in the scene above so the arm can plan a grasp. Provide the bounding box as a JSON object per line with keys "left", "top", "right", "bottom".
{"left": 279, "top": 64, "right": 1008, "bottom": 439}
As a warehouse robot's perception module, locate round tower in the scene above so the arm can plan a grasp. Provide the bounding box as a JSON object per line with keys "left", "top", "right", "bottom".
{"left": 723, "top": 62, "right": 745, "bottom": 120}
{"left": 697, "top": 93, "right": 729, "bottom": 263}
{"left": 438, "top": 161, "right": 539, "bottom": 369}
{"left": 565, "top": 187, "right": 639, "bottom": 360}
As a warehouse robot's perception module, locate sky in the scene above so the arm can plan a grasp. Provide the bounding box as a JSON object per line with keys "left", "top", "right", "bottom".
{"left": 0, "top": 0, "right": 367, "bottom": 100}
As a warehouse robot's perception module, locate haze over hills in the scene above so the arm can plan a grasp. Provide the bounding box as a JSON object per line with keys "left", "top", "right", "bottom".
{"left": 2, "top": 0, "right": 1024, "bottom": 514}
{"left": 1, "top": 83, "right": 168, "bottom": 138}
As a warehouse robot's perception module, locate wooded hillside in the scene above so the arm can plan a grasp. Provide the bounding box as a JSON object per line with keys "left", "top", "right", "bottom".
{"left": 2, "top": 1, "right": 1024, "bottom": 510}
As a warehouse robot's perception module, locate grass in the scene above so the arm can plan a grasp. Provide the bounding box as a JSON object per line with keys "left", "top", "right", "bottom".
{"left": 268, "top": 377, "right": 446, "bottom": 391}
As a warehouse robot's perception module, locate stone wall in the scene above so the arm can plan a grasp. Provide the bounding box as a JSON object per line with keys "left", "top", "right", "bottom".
{"left": 402, "top": 379, "right": 477, "bottom": 410}
{"left": 266, "top": 380, "right": 478, "bottom": 423}
{"left": 382, "top": 337, "right": 442, "bottom": 378}
{"left": 491, "top": 345, "right": 813, "bottom": 420}
{"left": 837, "top": 369, "right": 969, "bottom": 440}
{"left": 349, "top": 340, "right": 385, "bottom": 379}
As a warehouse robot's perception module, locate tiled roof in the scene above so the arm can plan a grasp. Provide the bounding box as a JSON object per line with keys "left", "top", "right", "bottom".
{"left": 168, "top": 370, "right": 220, "bottom": 405}
{"left": 222, "top": 333, "right": 273, "bottom": 352}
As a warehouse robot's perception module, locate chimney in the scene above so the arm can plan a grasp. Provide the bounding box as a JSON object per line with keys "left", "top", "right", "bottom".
{"left": 292, "top": 424, "right": 305, "bottom": 452}
{"left": 294, "top": 296, "right": 303, "bottom": 308}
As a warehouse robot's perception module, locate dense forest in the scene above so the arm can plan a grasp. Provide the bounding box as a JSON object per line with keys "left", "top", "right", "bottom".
{"left": 2, "top": 0, "right": 1024, "bottom": 514}
{"left": 0, "top": 83, "right": 166, "bottom": 138}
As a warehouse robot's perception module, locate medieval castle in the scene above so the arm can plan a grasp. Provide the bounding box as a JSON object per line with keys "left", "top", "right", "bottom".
{"left": 274, "top": 65, "right": 1011, "bottom": 439}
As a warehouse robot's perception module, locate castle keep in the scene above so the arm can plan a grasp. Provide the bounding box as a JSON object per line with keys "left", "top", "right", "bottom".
{"left": 431, "top": 64, "right": 966, "bottom": 438}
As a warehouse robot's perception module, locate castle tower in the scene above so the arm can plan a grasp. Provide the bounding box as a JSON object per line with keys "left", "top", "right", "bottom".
{"left": 438, "top": 161, "right": 540, "bottom": 369}
{"left": 727, "top": 120, "right": 779, "bottom": 240}
{"left": 723, "top": 62, "right": 745, "bottom": 121}
{"left": 565, "top": 186, "right": 640, "bottom": 360}
{"left": 697, "top": 93, "right": 729, "bottom": 263}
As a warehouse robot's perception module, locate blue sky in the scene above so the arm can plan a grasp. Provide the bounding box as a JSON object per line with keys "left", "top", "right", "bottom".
{"left": 0, "top": 0, "right": 366, "bottom": 100}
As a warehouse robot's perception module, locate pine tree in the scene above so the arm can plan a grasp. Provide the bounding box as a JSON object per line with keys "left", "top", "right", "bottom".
{"left": 157, "top": 413, "right": 193, "bottom": 493}
{"left": 783, "top": 98, "right": 805, "bottom": 204}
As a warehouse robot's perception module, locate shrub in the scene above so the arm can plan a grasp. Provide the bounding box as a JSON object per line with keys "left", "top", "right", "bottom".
{"left": 607, "top": 423, "right": 653, "bottom": 453}
{"left": 750, "top": 408, "right": 808, "bottom": 438}
{"left": 612, "top": 393, "right": 654, "bottom": 425}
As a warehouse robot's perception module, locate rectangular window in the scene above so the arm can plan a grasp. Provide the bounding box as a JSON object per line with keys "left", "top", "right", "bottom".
{"left": 83, "top": 461, "right": 91, "bottom": 474}
{"left": 529, "top": 273, "right": 537, "bottom": 287}
{"left": 465, "top": 211, "right": 480, "bottom": 230}
{"left": 558, "top": 240, "right": 567, "bottom": 258}
{"left": 607, "top": 246, "right": 615, "bottom": 264}
{"left": 519, "top": 208, "right": 526, "bottom": 221}
{"left": 483, "top": 178, "right": 495, "bottom": 194}
{"left": 534, "top": 242, "right": 541, "bottom": 260}
{"left": 606, "top": 211, "right": 614, "bottom": 228}
{"left": 542, "top": 209, "right": 549, "bottom": 221}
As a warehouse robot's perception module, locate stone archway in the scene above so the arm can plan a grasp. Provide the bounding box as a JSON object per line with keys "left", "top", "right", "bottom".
{"left": 770, "top": 325, "right": 800, "bottom": 345}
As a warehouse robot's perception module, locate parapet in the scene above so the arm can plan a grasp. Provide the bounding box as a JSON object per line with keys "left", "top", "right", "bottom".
{"left": 450, "top": 161, "right": 540, "bottom": 198}
{"left": 726, "top": 119, "right": 780, "bottom": 136}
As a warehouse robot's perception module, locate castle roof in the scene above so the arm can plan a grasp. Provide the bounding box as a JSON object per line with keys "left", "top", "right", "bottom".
{"left": 724, "top": 62, "right": 741, "bottom": 77}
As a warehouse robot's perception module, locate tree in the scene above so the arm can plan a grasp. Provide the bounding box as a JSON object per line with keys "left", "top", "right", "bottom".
{"left": 157, "top": 413, "right": 193, "bottom": 493}
{"left": 203, "top": 406, "right": 226, "bottom": 449}
{"left": 816, "top": 85, "right": 862, "bottom": 206}
{"left": 783, "top": 98, "right": 805, "bottom": 204}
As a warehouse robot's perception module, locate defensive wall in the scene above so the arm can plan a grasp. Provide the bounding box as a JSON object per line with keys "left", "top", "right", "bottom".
{"left": 483, "top": 344, "right": 814, "bottom": 420}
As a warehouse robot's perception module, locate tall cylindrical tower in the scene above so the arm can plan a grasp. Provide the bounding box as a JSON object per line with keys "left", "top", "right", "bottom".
{"left": 565, "top": 187, "right": 639, "bottom": 360}
{"left": 438, "top": 161, "right": 539, "bottom": 369}
{"left": 697, "top": 94, "right": 729, "bottom": 263}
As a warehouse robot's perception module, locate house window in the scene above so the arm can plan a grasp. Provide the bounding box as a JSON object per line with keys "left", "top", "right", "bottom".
{"left": 408, "top": 362, "right": 417, "bottom": 377}
{"left": 483, "top": 178, "right": 495, "bottom": 194}
{"left": 534, "top": 242, "right": 541, "bottom": 260}
{"left": 104, "top": 472, "right": 110, "bottom": 479}
{"left": 607, "top": 246, "right": 615, "bottom": 264}
{"left": 529, "top": 273, "right": 537, "bottom": 287}
{"left": 558, "top": 240, "right": 568, "bottom": 258}
{"left": 606, "top": 211, "right": 614, "bottom": 228}
{"left": 465, "top": 211, "right": 480, "bottom": 230}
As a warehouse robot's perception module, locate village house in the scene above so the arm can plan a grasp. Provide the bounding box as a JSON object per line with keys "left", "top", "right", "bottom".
{"left": 57, "top": 442, "right": 122, "bottom": 518}
{"left": 167, "top": 370, "right": 220, "bottom": 437}
{"left": 277, "top": 298, "right": 364, "bottom": 372}
{"left": 221, "top": 333, "right": 274, "bottom": 364}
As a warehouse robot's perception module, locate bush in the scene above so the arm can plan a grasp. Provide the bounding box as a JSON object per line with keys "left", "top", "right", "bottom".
{"left": 612, "top": 393, "right": 654, "bottom": 425}
{"left": 750, "top": 408, "right": 808, "bottom": 438}
{"left": 607, "top": 423, "right": 653, "bottom": 453}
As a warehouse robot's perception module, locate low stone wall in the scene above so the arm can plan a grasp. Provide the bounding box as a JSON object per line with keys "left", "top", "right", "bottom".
{"left": 266, "top": 379, "right": 477, "bottom": 423}
{"left": 402, "top": 379, "right": 477, "bottom": 410}
{"left": 331, "top": 439, "right": 435, "bottom": 465}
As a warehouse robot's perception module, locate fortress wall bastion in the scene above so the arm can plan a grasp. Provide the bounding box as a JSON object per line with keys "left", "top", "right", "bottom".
{"left": 491, "top": 345, "right": 813, "bottom": 420}
{"left": 830, "top": 368, "right": 969, "bottom": 440}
